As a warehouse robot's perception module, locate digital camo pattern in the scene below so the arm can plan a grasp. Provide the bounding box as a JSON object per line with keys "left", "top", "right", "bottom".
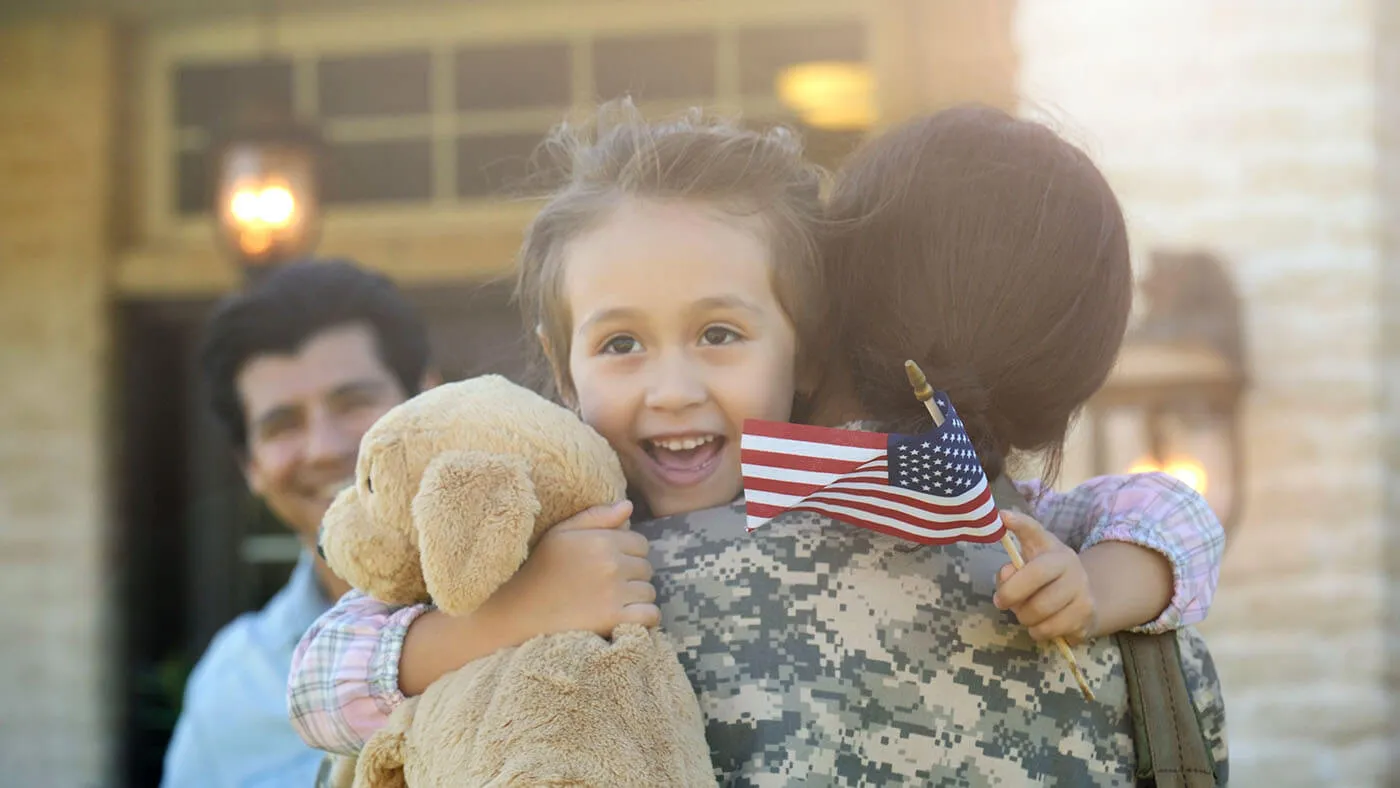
{"left": 635, "top": 500, "right": 1228, "bottom": 787}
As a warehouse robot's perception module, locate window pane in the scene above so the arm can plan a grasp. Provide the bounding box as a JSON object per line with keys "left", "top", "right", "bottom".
{"left": 324, "top": 139, "right": 433, "bottom": 204}
{"left": 593, "top": 33, "right": 716, "bottom": 101}
{"left": 175, "top": 150, "right": 211, "bottom": 215}
{"left": 174, "top": 59, "right": 293, "bottom": 130}
{"left": 456, "top": 43, "right": 571, "bottom": 111}
{"left": 318, "top": 50, "right": 431, "bottom": 118}
{"left": 456, "top": 132, "right": 546, "bottom": 199}
{"left": 737, "top": 22, "right": 865, "bottom": 97}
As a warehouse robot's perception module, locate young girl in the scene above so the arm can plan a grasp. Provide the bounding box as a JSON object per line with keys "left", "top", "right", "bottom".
{"left": 289, "top": 101, "right": 1224, "bottom": 767}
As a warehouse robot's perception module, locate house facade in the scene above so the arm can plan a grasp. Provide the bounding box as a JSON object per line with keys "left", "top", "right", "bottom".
{"left": 0, "top": 1, "right": 1392, "bottom": 785}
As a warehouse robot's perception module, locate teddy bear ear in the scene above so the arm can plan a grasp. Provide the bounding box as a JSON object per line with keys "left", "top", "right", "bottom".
{"left": 413, "top": 449, "right": 541, "bottom": 616}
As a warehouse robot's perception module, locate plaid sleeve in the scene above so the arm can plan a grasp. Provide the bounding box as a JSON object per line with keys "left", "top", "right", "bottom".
{"left": 1016, "top": 472, "right": 1225, "bottom": 634}
{"left": 288, "top": 590, "right": 433, "bottom": 755}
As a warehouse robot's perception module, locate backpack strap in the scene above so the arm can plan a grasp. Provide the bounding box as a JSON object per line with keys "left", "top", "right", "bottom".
{"left": 1117, "top": 630, "right": 1219, "bottom": 787}
{"left": 989, "top": 476, "right": 1219, "bottom": 787}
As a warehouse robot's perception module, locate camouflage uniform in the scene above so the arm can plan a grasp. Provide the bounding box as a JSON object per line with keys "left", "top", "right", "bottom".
{"left": 634, "top": 498, "right": 1228, "bottom": 787}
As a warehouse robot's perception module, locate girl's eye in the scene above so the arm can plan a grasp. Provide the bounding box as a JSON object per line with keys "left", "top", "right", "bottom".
{"left": 600, "top": 335, "right": 642, "bottom": 355}
{"left": 700, "top": 326, "right": 741, "bottom": 346}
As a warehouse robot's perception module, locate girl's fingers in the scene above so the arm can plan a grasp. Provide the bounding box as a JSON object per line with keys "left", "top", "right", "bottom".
{"left": 623, "top": 579, "right": 657, "bottom": 605}
{"left": 1027, "top": 598, "right": 1094, "bottom": 644}
{"left": 1012, "top": 575, "right": 1080, "bottom": 627}
{"left": 993, "top": 559, "right": 1061, "bottom": 610}
{"left": 619, "top": 603, "right": 661, "bottom": 629}
{"left": 615, "top": 555, "right": 654, "bottom": 582}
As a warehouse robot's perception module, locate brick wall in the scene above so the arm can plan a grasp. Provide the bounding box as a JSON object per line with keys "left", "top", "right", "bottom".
{"left": 1377, "top": 0, "right": 1400, "bottom": 774}
{"left": 1016, "top": 1, "right": 1389, "bottom": 784}
{"left": 0, "top": 18, "right": 116, "bottom": 786}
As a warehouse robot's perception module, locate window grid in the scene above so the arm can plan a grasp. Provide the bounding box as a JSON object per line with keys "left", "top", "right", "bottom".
{"left": 169, "top": 20, "right": 868, "bottom": 215}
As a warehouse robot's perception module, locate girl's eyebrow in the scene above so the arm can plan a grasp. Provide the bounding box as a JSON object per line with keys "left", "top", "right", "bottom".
{"left": 690, "top": 295, "right": 763, "bottom": 315}
{"left": 576, "top": 296, "right": 762, "bottom": 334}
{"left": 576, "top": 306, "right": 644, "bottom": 334}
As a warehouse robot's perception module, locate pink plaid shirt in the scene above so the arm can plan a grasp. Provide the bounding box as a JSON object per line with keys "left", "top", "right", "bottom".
{"left": 288, "top": 471, "right": 1225, "bottom": 755}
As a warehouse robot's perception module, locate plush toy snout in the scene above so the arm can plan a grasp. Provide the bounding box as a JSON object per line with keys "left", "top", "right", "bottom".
{"left": 320, "top": 479, "right": 428, "bottom": 606}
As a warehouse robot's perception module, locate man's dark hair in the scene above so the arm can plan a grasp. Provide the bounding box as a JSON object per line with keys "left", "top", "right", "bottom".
{"left": 199, "top": 258, "right": 430, "bottom": 452}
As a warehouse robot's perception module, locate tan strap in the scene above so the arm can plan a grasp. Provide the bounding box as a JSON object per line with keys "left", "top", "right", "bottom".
{"left": 1118, "top": 630, "right": 1218, "bottom": 787}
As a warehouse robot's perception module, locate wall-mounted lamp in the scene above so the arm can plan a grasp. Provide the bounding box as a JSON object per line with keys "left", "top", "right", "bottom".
{"left": 1085, "top": 251, "right": 1248, "bottom": 537}
{"left": 776, "top": 61, "right": 876, "bottom": 131}
{"left": 212, "top": 110, "right": 323, "bottom": 277}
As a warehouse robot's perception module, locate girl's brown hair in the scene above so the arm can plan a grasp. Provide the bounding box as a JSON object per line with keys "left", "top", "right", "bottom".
{"left": 514, "top": 98, "right": 828, "bottom": 398}
{"left": 822, "top": 105, "right": 1133, "bottom": 482}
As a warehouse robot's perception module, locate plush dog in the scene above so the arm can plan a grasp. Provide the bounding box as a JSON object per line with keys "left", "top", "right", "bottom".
{"left": 318, "top": 375, "right": 713, "bottom": 787}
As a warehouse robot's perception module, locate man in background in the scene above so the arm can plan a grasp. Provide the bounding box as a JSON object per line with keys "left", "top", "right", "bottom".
{"left": 162, "top": 259, "right": 433, "bottom": 787}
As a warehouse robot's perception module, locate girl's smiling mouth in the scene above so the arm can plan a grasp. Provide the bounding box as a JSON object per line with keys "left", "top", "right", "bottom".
{"left": 641, "top": 434, "right": 727, "bottom": 487}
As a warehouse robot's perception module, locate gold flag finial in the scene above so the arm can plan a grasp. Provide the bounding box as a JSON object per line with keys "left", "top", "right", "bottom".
{"left": 903, "top": 360, "right": 942, "bottom": 426}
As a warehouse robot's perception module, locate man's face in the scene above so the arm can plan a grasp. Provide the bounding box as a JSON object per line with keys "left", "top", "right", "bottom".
{"left": 237, "top": 322, "right": 408, "bottom": 544}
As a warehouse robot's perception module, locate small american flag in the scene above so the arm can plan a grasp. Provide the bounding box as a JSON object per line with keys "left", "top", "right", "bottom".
{"left": 740, "top": 393, "right": 1006, "bottom": 545}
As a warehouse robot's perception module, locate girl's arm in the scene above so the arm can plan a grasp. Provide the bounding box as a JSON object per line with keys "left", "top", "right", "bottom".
{"left": 1018, "top": 472, "right": 1226, "bottom": 634}
{"left": 289, "top": 591, "right": 432, "bottom": 755}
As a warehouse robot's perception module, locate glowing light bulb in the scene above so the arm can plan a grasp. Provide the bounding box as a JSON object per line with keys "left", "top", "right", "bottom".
{"left": 1127, "top": 457, "right": 1162, "bottom": 474}
{"left": 230, "top": 188, "right": 263, "bottom": 224}
{"left": 1164, "top": 458, "right": 1208, "bottom": 495}
{"left": 1126, "top": 455, "right": 1207, "bottom": 494}
{"left": 258, "top": 185, "right": 296, "bottom": 227}
{"left": 776, "top": 61, "right": 875, "bottom": 131}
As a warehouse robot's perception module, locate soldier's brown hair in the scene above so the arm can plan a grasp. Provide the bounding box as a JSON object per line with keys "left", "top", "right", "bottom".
{"left": 821, "top": 105, "right": 1133, "bottom": 481}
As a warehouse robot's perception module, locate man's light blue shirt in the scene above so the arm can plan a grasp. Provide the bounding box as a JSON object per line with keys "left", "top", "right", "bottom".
{"left": 162, "top": 552, "right": 330, "bottom": 787}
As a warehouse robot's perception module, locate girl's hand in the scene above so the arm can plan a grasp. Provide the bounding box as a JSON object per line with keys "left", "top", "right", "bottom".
{"left": 992, "top": 511, "right": 1098, "bottom": 644}
{"left": 484, "top": 500, "right": 660, "bottom": 639}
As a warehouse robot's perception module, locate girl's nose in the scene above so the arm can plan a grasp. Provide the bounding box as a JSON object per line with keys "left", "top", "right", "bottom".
{"left": 643, "top": 351, "right": 707, "bottom": 412}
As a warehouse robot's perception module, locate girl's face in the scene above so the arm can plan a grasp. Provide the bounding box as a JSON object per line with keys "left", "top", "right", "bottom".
{"left": 557, "top": 198, "right": 800, "bottom": 518}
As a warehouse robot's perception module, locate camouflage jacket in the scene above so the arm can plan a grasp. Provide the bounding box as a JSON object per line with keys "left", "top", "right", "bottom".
{"left": 634, "top": 500, "right": 1228, "bottom": 787}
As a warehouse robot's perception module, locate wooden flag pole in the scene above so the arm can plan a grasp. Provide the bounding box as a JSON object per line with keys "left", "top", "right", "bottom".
{"left": 903, "top": 360, "right": 1095, "bottom": 701}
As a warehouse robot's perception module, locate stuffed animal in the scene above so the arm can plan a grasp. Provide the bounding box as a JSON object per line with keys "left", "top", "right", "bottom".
{"left": 318, "top": 375, "right": 714, "bottom": 787}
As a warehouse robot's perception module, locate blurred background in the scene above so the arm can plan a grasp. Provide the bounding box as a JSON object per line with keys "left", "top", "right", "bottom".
{"left": 0, "top": 0, "right": 1394, "bottom": 786}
